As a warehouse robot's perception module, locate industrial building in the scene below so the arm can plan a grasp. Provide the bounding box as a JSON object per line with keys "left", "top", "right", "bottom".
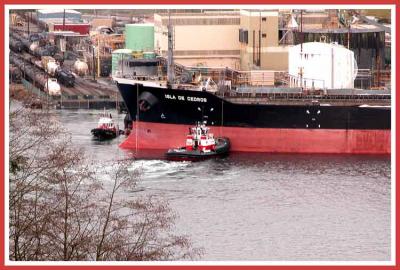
{"left": 125, "top": 23, "right": 155, "bottom": 52}
{"left": 150, "top": 10, "right": 289, "bottom": 71}
{"left": 288, "top": 42, "right": 357, "bottom": 89}
{"left": 154, "top": 11, "right": 241, "bottom": 69}
{"left": 36, "top": 9, "right": 82, "bottom": 23}
{"left": 11, "top": 8, "right": 390, "bottom": 90}
{"left": 239, "top": 10, "right": 288, "bottom": 71}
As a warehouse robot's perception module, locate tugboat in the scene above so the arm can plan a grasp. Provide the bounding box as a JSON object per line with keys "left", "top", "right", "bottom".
{"left": 91, "top": 112, "right": 121, "bottom": 140}
{"left": 165, "top": 122, "right": 230, "bottom": 161}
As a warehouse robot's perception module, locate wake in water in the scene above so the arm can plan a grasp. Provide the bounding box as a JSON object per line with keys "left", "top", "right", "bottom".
{"left": 130, "top": 159, "right": 191, "bottom": 180}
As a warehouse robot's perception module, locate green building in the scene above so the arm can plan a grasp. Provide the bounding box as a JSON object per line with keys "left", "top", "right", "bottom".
{"left": 125, "top": 24, "right": 155, "bottom": 52}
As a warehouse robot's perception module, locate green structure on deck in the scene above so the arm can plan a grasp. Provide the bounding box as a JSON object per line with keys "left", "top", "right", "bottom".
{"left": 125, "top": 24, "right": 155, "bottom": 52}
{"left": 111, "top": 49, "right": 133, "bottom": 76}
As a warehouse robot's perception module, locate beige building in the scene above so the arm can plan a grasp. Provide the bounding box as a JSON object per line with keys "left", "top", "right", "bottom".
{"left": 154, "top": 10, "right": 290, "bottom": 71}
{"left": 154, "top": 12, "right": 241, "bottom": 69}
{"left": 239, "top": 10, "right": 289, "bottom": 71}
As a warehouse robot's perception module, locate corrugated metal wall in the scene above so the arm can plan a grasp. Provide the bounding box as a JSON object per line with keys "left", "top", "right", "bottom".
{"left": 292, "top": 31, "right": 385, "bottom": 70}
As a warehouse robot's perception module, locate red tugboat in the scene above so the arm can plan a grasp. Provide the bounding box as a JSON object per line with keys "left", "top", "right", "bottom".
{"left": 91, "top": 112, "right": 121, "bottom": 140}
{"left": 165, "top": 122, "right": 230, "bottom": 161}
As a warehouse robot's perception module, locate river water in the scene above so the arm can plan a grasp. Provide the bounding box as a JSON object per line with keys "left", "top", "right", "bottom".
{"left": 56, "top": 109, "right": 391, "bottom": 261}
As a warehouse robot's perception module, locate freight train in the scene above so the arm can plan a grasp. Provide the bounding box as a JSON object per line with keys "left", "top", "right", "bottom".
{"left": 10, "top": 36, "right": 75, "bottom": 88}
{"left": 11, "top": 33, "right": 57, "bottom": 57}
{"left": 19, "top": 52, "right": 75, "bottom": 87}
{"left": 23, "top": 53, "right": 75, "bottom": 88}
{"left": 56, "top": 69, "right": 75, "bottom": 87}
{"left": 9, "top": 64, "right": 22, "bottom": 83}
{"left": 18, "top": 12, "right": 48, "bottom": 31}
{"left": 74, "top": 59, "right": 89, "bottom": 76}
{"left": 10, "top": 53, "right": 61, "bottom": 95}
{"left": 9, "top": 38, "right": 23, "bottom": 53}
{"left": 31, "top": 44, "right": 58, "bottom": 58}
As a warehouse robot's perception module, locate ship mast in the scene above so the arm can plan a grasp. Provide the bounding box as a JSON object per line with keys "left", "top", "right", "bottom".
{"left": 167, "top": 10, "right": 175, "bottom": 88}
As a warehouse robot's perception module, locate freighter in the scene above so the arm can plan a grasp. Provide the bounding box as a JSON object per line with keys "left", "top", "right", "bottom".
{"left": 114, "top": 17, "right": 391, "bottom": 155}
{"left": 114, "top": 76, "right": 390, "bottom": 154}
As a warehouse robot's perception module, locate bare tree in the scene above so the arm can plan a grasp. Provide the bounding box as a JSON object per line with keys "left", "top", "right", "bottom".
{"left": 9, "top": 99, "right": 202, "bottom": 261}
{"left": 9, "top": 103, "right": 67, "bottom": 260}
{"left": 92, "top": 161, "right": 199, "bottom": 261}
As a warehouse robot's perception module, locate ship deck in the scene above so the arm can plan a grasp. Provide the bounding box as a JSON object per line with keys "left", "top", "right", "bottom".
{"left": 217, "top": 91, "right": 391, "bottom": 106}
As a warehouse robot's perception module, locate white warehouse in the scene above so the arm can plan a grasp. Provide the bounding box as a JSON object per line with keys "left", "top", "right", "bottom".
{"left": 288, "top": 42, "right": 358, "bottom": 89}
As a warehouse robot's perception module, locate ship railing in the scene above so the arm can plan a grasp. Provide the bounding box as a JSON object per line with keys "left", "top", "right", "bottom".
{"left": 356, "top": 69, "right": 372, "bottom": 78}
{"left": 217, "top": 91, "right": 391, "bottom": 102}
{"left": 235, "top": 70, "right": 275, "bottom": 86}
{"left": 371, "top": 69, "right": 391, "bottom": 89}
{"left": 288, "top": 74, "right": 326, "bottom": 90}
{"left": 114, "top": 73, "right": 167, "bottom": 82}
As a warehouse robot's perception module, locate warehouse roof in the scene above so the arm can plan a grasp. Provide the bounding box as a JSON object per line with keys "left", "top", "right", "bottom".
{"left": 37, "top": 9, "right": 81, "bottom": 15}
{"left": 125, "top": 23, "right": 154, "bottom": 27}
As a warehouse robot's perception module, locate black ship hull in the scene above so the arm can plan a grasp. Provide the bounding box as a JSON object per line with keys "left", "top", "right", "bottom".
{"left": 116, "top": 81, "right": 391, "bottom": 154}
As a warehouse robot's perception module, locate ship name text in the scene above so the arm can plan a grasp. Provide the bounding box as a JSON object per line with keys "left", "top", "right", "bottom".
{"left": 164, "top": 94, "right": 207, "bottom": 103}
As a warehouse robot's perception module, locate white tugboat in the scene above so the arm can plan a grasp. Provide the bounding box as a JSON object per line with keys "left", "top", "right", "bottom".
{"left": 91, "top": 111, "right": 122, "bottom": 140}
{"left": 165, "top": 122, "right": 230, "bottom": 161}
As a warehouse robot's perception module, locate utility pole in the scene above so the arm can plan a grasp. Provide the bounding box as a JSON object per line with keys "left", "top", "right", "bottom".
{"left": 63, "top": 9, "right": 66, "bottom": 62}
{"left": 258, "top": 10, "right": 261, "bottom": 67}
{"left": 27, "top": 11, "right": 30, "bottom": 35}
{"left": 167, "top": 10, "right": 175, "bottom": 88}
{"left": 376, "top": 51, "right": 381, "bottom": 88}
{"left": 46, "top": 72, "right": 49, "bottom": 104}
{"left": 253, "top": 30, "right": 255, "bottom": 66}
{"left": 300, "top": 10, "right": 303, "bottom": 53}
{"left": 92, "top": 44, "right": 96, "bottom": 81}
{"left": 347, "top": 20, "right": 351, "bottom": 49}
{"left": 121, "top": 54, "right": 124, "bottom": 76}
{"left": 97, "top": 38, "right": 101, "bottom": 77}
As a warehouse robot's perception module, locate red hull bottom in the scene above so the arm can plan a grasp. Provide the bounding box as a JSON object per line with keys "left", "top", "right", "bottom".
{"left": 120, "top": 122, "right": 391, "bottom": 154}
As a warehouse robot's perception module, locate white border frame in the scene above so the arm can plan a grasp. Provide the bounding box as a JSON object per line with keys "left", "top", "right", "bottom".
{"left": 4, "top": 4, "right": 396, "bottom": 266}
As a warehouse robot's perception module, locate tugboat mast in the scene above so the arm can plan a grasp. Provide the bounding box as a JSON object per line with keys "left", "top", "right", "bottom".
{"left": 167, "top": 10, "right": 175, "bottom": 88}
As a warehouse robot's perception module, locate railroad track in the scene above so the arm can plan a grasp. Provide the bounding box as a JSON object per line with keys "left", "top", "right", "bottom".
{"left": 57, "top": 76, "right": 118, "bottom": 98}
{"left": 10, "top": 37, "right": 120, "bottom": 100}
